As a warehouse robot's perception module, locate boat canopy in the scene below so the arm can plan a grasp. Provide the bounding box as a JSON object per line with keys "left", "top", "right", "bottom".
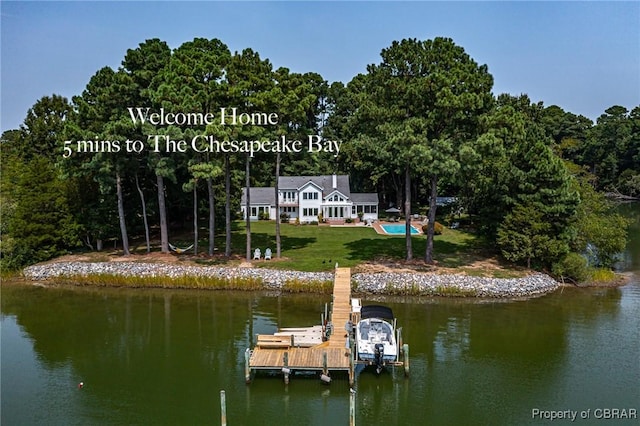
{"left": 361, "top": 305, "right": 394, "bottom": 320}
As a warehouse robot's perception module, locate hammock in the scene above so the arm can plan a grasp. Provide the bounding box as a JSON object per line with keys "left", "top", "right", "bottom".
{"left": 169, "top": 243, "right": 194, "bottom": 254}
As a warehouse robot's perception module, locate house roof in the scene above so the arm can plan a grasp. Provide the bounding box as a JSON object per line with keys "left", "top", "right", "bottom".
{"left": 278, "top": 175, "right": 351, "bottom": 198}
{"left": 241, "top": 187, "right": 275, "bottom": 205}
{"left": 350, "top": 193, "right": 379, "bottom": 204}
{"left": 241, "top": 175, "right": 379, "bottom": 207}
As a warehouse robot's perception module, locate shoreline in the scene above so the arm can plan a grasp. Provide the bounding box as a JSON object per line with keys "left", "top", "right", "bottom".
{"left": 22, "top": 260, "right": 561, "bottom": 298}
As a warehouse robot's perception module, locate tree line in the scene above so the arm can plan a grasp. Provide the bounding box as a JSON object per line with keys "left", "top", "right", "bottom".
{"left": 1, "top": 36, "right": 636, "bottom": 280}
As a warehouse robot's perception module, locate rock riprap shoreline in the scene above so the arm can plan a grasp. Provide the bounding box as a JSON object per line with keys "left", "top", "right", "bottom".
{"left": 23, "top": 261, "right": 559, "bottom": 298}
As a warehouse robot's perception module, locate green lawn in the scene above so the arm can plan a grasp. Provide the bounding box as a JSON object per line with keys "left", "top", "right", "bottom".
{"left": 196, "top": 221, "right": 491, "bottom": 272}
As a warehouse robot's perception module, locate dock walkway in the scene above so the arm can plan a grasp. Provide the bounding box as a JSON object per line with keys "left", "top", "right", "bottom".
{"left": 247, "top": 267, "right": 353, "bottom": 383}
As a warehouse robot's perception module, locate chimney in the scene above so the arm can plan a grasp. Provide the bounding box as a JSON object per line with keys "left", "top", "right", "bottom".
{"left": 332, "top": 174, "right": 337, "bottom": 189}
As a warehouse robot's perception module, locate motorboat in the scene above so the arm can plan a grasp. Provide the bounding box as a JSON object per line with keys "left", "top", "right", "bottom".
{"left": 354, "top": 304, "right": 398, "bottom": 374}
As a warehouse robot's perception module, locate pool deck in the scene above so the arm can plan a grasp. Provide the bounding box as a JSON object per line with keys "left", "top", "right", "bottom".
{"left": 324, "top": 219, "right": 425, "bottom": 235}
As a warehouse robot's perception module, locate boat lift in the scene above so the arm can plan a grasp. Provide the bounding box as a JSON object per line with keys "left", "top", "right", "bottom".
{"left": 348, "top": 298, "right": 410, "bottom": 377}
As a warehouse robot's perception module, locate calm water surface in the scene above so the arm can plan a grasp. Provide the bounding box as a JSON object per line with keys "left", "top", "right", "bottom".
{"left": 2, "top": 205, "right": 639, "bottom": 425}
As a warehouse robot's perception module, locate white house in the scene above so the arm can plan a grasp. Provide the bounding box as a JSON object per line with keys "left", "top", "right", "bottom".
{"left": 241, "top": 174, "right": 379, "bottom": 223}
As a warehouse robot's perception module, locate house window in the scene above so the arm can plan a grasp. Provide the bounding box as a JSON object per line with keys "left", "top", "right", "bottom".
{"left": 302, "top": 208, "right": 319, "bottom": 217}
{"left": 360, "top": 205, "right": 377, "bottom": 214}
{"left": 282, "top": 191, "right": 296, "bottom": 202}
{"left": 352, "top": 206, "right": 356, "bottom": 215}
{"left": 251, "top": 207, "right": 257, "bottom": 217}
{"left": 328, "top": 206, "right": 343, "bottom": 218}
{"left": 302, "top": 192, "right": 318, "bottom": 200}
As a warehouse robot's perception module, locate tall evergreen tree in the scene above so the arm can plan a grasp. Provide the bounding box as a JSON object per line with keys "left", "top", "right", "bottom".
{"left": 347, "top": 38, "right": 493, "bottom": 262}
{"left": 225, "top": 48, "right": 276, "bottom": 261}
{"left": 153, "top": 38, "right": 230, "bottom": 255}
{"left": 465, "top": 96, "right": 580, "bottom": 268}
{"left": 271, "top": 68, "right": 321, "bottom": 257}
{"left": 2, "top": 155, "right": 79, "bottom": 268}
{"left": 122, "top": 38, "right": 172, "bottom": 252}
{"left": 71, "top": 66, "right": 137, "bottom": 255}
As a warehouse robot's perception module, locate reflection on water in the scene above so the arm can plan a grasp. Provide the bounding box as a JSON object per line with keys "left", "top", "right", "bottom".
{"left": 433, "top": 316, "right": 471, "bottom": 362}
{"left": 2, "top": 282, "right": 638, "bottom": 425}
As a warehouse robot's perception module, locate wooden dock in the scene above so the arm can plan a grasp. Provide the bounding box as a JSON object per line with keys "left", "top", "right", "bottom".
{"left": 246, "top": 267, "right": 354, "bottom": 384}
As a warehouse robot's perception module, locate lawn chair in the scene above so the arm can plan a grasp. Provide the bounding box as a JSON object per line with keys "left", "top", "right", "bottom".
{"left": 253, "top": 248, "right": 261, "bottom": 260}
{"left": 264, "top": 248, "right": 272, "bottom": 260}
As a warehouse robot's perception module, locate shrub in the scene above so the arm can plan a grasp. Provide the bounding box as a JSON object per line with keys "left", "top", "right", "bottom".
{"left": 589, "top": 268, "right": 616, "bottom": 283}
{"left": 422, "top": 221, "right": 444, "bottom": 235}
{"left": 280, "top": 213, "right": 290, "bottom": 223}
{"left": 434, "top": 222, "right": 444, "bottom": 235}
{"left": 552, "top": 252, "right": 589, "bottom": 283}
{"left": 258, "top": 211, "right": 270, "bottom": 220}
{"left": 345, "top": 218, "right": 353, "bottom": 223}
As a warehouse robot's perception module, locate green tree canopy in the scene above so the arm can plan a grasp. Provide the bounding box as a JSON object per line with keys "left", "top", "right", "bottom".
{"left": 345, "top": 37, "right": 493, "bottom": 261}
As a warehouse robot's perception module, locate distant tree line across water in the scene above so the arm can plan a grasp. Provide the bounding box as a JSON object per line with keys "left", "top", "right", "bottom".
{"left": 1, "top": 37, "right": 636, "bottom": 280}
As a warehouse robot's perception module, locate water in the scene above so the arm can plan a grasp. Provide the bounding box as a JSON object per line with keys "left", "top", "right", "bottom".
{"left": 380, "top": 224, "right": 420, "bottom": 235}
{"left": 2, "top": 205, "right": 639, "bottom": 425}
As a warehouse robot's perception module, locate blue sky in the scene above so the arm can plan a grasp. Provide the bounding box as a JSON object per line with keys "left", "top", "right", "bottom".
{"left": 2, "top": 1, "right": 639, "bottom": 133}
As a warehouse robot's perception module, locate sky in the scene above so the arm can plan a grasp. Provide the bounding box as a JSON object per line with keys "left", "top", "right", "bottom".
{"left": 1, "top": 1, "right": 639, "bottom": 133}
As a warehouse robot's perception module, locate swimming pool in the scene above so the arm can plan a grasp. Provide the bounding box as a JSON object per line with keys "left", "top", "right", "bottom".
{"left": 380, "top": 223, "right": 420, "bottom": 235}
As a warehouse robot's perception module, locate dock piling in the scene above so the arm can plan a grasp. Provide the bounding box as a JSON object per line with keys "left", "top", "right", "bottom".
{"left": 320, "top": 351, "right": 331, "bottom": 384}
{"left": 244, "top": 348, "right": 251, "bottom": 384}
{"left": 403, "top": 343, "right": 410, "bottom": 376}
{"left": 283, "top": 352, "right": 290, "bottom": 385}
{"left": 349, "top": 388, "right": 356, "bottom": 426}
{"left": 349, "top": 348, "right": 355, "bottom": 386}
{"left": 324, "top": 303, "right": 328, "bottom": 324}
{"left": 220, "top": 390, "right": 227, "bottom": 426}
